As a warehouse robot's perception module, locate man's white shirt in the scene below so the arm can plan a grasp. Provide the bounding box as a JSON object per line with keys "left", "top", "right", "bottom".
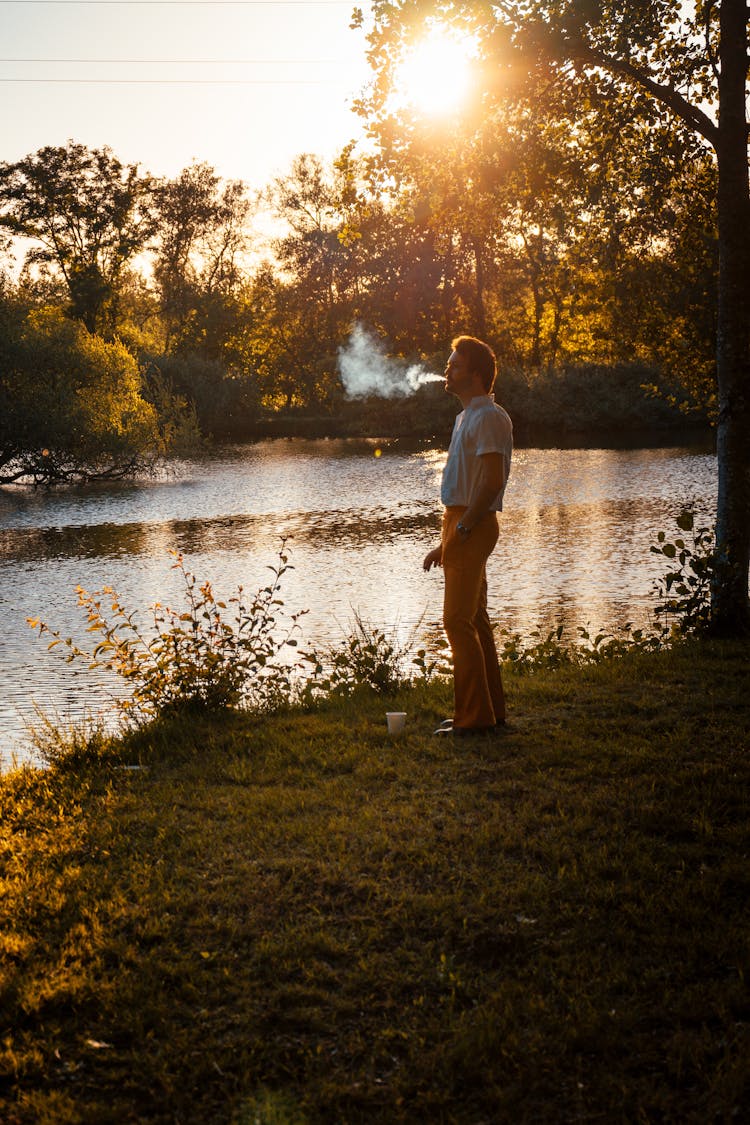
{"left": 440, "top": 394, "right": 513, "bottom": 511}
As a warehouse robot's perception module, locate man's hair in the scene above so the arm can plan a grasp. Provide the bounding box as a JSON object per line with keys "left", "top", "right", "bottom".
{"left": 451, "top": 335, "right": 496, "bottom": 393}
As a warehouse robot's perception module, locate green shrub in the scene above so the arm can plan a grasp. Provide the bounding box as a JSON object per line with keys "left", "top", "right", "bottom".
{"left": 0, "top": 306, "right": 167, "bottom": 484}
{"left": 28, "top": 544, "right": 305, "bottom": 722}
{"left": 147, "top": 351, "right": 260, "bottom": 440}
{"left": 302, "top": 611, "right": 444, "bottom": 697}
{"left": 651, "top": 508, "right": 715, "bottom": 637}
{"left": 498, "top": 621, "right": 663, "bottom": 674}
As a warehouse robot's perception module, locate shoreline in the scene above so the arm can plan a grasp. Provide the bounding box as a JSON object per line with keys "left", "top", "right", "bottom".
{"left": 205, "top": 415, "right": 715, "bottom": 451}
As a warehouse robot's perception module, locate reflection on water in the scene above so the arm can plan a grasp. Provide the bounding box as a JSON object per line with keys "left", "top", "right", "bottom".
{"left": 0, "top": 439, "right": 717, "bottom": 766}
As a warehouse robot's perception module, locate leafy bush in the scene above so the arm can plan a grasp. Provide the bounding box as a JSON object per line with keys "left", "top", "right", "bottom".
{"left": 501, "top": 362, "right": 695, "bottom": 437}
{"left": 0, "top": 307, "right": 159, "bottom": 484}
{"left": 28, "top": 545, "right": 305, "bottom": 722}
{"left": 303, "top": 611, "right": 443, "bottom": 696}
{"left": 498, "top": 624, "right": 576, "bottom": 673}
{"left": 147, "top": 351, "right": 260, "bottom": 440}
{"left": 651, "top": 508, "right": 715, "bottom": 636}
{"left": 498, "top": 621, "right": 663, "bottom": 674}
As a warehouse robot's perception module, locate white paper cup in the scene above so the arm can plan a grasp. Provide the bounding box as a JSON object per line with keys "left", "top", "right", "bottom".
{"left": 386, "top": 712, "right": 407, "bottom": 736}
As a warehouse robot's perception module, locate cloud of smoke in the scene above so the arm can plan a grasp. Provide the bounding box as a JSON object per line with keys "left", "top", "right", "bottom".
{"left": 338, "top": 323, "right": 444, "bottom": 399}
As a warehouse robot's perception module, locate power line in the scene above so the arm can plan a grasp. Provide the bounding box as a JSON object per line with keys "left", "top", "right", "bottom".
{"left": 0, "top": 76, "right": 354, "bottom": 82}
{"left": 2, "top": 1, "right": 355, "bottom": 5}
{"left": 0, "top": 58, "right": 349, "bottom": 63}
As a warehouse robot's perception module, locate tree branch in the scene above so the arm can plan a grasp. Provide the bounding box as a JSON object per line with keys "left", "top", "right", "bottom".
{"left": 488, "top": 6, "right": 721, "bottom": 149}
{"left": 568, "top": 38, "right": 720, "bottom": 148}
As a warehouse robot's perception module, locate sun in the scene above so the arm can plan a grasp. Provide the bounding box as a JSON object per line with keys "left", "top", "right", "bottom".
{"left": 391, "top": 27, "right": 477, "bottom": 118}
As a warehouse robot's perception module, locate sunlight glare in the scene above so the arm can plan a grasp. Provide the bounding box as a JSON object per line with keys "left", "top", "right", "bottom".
{"left": 391, "top": 27, "right": 477, "bottom": 117}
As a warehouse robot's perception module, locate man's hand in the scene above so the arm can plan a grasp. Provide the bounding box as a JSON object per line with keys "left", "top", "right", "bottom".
{"left": 423, "top": 545, "right": 443, "bottom": 572}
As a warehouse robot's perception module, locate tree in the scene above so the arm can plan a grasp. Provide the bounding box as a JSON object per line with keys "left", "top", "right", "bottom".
{"left": 234, "top": 264, "right": 343, "bottom": 413}
{"left": 0, "top": 141, "right": 154, "bottom": 336}
{"left": 616, "top": 153, "right": 719, "bottom": 415}
{"left": 151, "top": 162, "right": 252, "bottom": 355}
{"left": 354, "top": 16, "right": 711, "bottom": 366}
{"left": 267, "top": 153, "right": 358, "bottom": 341}
{"left": 0, "top": 304, "right": 167, "bottom": 484}
{"left": 361, "top": 0, "right": 750, "bottom": 633}
{"left": 255, "top": 153, "right": 375, "bottom": 408}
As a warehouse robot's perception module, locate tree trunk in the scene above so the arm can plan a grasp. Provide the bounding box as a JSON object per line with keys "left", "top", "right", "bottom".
{"left": 472, "top": 236, "right": 488, "bottom": 338}
{"left": 712, "top": 0, "right": 750, "bottom": 633}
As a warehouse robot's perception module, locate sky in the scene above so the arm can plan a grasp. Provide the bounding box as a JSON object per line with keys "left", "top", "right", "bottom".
{"left": 1, "top": 0, "right": 375, "bottom": 191}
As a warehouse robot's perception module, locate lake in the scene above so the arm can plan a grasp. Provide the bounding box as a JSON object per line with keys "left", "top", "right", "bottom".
{"left": 0, "top": 437, "right": 717, "bottom": 767}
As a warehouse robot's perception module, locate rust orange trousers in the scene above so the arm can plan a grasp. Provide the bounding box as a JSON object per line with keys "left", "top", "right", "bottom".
{"left": 441, "top": 507, "right": 506, "bottom": 729}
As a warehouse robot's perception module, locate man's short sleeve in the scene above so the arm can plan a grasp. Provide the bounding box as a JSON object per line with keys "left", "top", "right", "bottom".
{"left": 475, "top": 407, "right": 513, "bottom": 457}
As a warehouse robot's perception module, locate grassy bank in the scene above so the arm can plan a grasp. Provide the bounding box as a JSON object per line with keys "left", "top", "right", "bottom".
{"left": 1, "top": 641, "right": 749, "bottom": 1124}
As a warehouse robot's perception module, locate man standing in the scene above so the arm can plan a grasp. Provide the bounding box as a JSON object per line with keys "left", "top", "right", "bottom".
{"left": 423, "top": 335, "right": 513, "bottom": 735}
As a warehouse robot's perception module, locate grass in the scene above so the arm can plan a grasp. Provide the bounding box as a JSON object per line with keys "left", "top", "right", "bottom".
{"left": 1, "top": 640, "right": 749, "bottom": 1123}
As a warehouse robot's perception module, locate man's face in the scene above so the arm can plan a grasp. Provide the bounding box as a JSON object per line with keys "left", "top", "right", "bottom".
{"left": 444, "top": 348, "right": 473, "bottom": 396}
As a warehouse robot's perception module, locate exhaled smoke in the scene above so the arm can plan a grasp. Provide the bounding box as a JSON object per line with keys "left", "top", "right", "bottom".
{"left": 338, "top": 323, "right": 443, "bottom": 399}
